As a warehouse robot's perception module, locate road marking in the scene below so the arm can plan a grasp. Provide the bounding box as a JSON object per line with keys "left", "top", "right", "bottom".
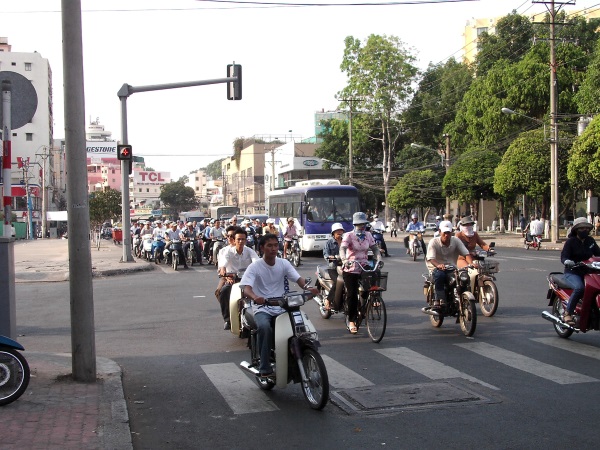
{"left": 531, "top": 337, "right": 600, "bottom": 361}
{"left": 321, "top": 354, "right": 374, "bottom": 389}
{"left": 193, "top": 295, "right": 206, "bottom": 298}
{"left": 456, "top": 342, "right": 598, "bottom": 384}
{"left": 376, "top": 347, "right": 499, "bottom": 390}
{"left": 200, "top": 363, "right": 278, "bottom": 414}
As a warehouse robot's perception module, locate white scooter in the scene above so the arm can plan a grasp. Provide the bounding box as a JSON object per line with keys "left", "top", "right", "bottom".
{"left": 142, "top": 233, "right": 154, "bottom": 261}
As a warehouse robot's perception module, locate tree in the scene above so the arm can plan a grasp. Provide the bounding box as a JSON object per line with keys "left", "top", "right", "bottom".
{"left": 338, "top": 34, "right": 418, "bottom": 223}
{"left": 568, "top": 115, "right": 600, "bottom": 190}
{"left": 387, "top": 169, "right": 443, "bottom": 214}
{"left": 159, "top": 177, "right": 198, "bottom": 219}
{"left": 203, "top": 158, "right": 226, "bottom": 180}
{"left": 89, "top": 189, "right": 122, "bottom": 228}
{"left": 574, "top": 36, "right": 600, "bottom": 114}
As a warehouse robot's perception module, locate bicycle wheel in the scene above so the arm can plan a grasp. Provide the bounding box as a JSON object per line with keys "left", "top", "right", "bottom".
{"left": 300, "top": 348, "right": 329, "bottom": 410}
{"left": 366, "top": 293, "right": 386, "bottom": 343}
{"left": 0, "top": 348, "right": 30, "bottom": 406}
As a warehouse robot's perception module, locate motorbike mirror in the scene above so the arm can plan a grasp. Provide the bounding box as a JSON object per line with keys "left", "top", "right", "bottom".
{"left": 489, "top": 242, "right": 495, "bottom": 248}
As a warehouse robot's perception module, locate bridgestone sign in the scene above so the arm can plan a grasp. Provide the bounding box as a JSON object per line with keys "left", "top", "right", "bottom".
{"left": 86, "top": 142, "right": 117, "bottom": 157}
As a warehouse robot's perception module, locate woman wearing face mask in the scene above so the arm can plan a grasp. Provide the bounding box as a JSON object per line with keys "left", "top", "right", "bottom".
{"left": 561, "top": 217, "right": 600, "bottom": 325}
{"left": 454, "top": 216, "right": 491, "bottom": 269}
{"left": 339, "top": 212, "right": 381, "bottom": 334}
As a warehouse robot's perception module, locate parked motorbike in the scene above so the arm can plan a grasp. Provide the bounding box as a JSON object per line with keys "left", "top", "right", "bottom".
{"left": 524, "top": 233, "right": 542, "bottom": 250}
{"left": 0, "top": 335, "right": 30, "bottom": 406}
{"left": 468, "top": 243, "right": 500, "bottom": 317}
{"left": 408, "top": 231, "right": 425, "bottom": 261}
{"left": 142, "top": 233, "right": 154, "bottom": 261}
{"left": 422, "top": 265, "right": 477, "bottom": 337}
{"left": 542, "top": 257, "right": 600, "bottom": 338}
{"left": 239, "top": 281, "right": 330, "bottom": 410}
{"left": 285, "top": 236, "right": 302, "bottom": 267}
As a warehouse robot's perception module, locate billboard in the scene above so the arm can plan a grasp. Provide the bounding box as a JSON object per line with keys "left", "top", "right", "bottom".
{"left": 86, "top": 141, "right": 117, "bottom": 158}
{"left": 134, "top": 171, "right": 171, "bottom": 186}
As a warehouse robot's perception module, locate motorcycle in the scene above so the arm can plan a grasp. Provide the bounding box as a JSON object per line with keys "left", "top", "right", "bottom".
{"left": 245, "top": 230, "right": 256, "bottom": 250}
{"left": 542, "top": 257, "right": 600, "bottom": 338}
{"left": 142, "top": 233, "right": 154, "bottom": 261}
{"left": 468, "top": 243, "right": 500, "bottom": 317}
{"left": 0, "top": 335, "right": 30, "bottom": 406}
{"left": 422, "top": 265, "right": 477, "bottom": 337}
{"left": 164, "top": 239, "right": 184, "bottom": 270}
{"left": 524, "top": 233, "right": 542, "bottom": 250}
{"left": 285, "top": 235, "right": 302, "bottom": 267}
{"left": 153, "top": 236, "right": 165, "bottom": 264}
{"left": 210, "top": 237, "right": 226, "bottom": 266}
{"left": 408, "top": 231, "right": 425, "bottom": 261}
{"left": 133, "top": 233, "right": 142, "bottom": 258}
{"left": 314, "top": 256, "right": 346, "bottom": 319}
{"left": 239, "top": 281, "right": 330, "bottom": 410}
{"left": 370, "top": 228, "right": 386, "bottom": 251}
{"left": 185, "top": 239, "right": 201, "bottom": 266}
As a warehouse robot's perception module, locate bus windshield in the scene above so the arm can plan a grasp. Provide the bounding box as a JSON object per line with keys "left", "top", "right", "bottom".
{"left": 306, "top": 190, "right": 358, "bottom": 223}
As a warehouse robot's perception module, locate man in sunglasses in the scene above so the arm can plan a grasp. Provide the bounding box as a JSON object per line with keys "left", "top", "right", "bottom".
{"left": 426, "top": 222, "right": 473, "bottom": 307}
{"left": 216, "top": 226, "right": 260, "bottom": 330}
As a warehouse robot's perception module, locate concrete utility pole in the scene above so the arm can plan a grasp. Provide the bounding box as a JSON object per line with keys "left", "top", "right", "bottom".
{"left": 2, "top": 81, "right": 11, "bottom": 239}
{"left": 443, "top": 133, "right": 451, "bottom": 215}
{"left": 62, "top": 0, "right": 97, "bottom": 382}
{"left": 339, "top": 98, "right": 358, "bottom": 186}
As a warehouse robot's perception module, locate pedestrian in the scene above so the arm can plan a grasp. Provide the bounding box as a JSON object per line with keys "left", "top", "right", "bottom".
{"left": 390, "top": 217, "right": 398, "bottom": 238}
{"left": 595, "top": 212, "right": 600, "bottom": 236}
{"left": 519, "top": 214, "right": 527, "bottom": 237}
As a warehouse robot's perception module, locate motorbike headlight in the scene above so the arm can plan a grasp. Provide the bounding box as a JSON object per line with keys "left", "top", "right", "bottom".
{"left": 459, "top": 270, "right": 470, "bottom": 283}
{"left": 285, "top": 293, "right": 305, "bottom": 307}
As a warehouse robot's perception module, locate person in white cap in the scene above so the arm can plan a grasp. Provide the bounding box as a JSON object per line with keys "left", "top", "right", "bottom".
{"left": 426, "top": 222, "right": 473, "bottom": 307}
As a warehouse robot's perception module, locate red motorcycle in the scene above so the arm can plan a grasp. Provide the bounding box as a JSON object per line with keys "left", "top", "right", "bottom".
{"left": 542, "top": 257, "right": 600, "bottom": 338}
{"left": 524, "top": 233, "right": 542, "bottom": 250}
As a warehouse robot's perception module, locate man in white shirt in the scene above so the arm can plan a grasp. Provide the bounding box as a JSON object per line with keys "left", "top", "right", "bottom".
{"left": 217, "top": 227, "right": 260, "bottom": 330}
{"left": 525, "top": 216, "right": 545, "bottom": 240}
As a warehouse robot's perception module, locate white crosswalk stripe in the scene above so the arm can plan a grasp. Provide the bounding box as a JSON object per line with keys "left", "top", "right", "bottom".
{"left": 321, "top": 354, "right": 374, "bottom": 389}
{"left": 455, "top": 342, "right": 598, "bottom": 384}
{"left": 375, "top": 347, "right": 499, "bottom": 390}
{"left": 201, "top": 363, "right": 278, "bottom": 414}
{"left": 531, "top": 337, "right": 600, "bottom": 361}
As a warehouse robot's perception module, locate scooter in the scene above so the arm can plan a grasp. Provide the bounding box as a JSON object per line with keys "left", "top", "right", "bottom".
{"left": 133, "top": 234, "right": 142, "bottom": 258}
{"left": 422, "top": 265, "right": 477, "bottom": 337}
{"left": 239, "top": 280, "right": 329, "bottom": 410}
{"left": 210, "top": 237, "right": 226, "bottom": 266}
{"left": 370, "top": 228, "right": 386, "bottom": 251}
{"left": 164, "top": 239, "right": 185, "bottom": 270}
{"left": 314, "top": 256, "right": 345, "bottom": 319}
{"left": 142, "top": 233, "right": 154, "bottom": 261}
{"left": 0, "top": 335, "right": 30, "bottom": 406}
{"left": 408, "top": 231, "right": 425, "bottom": 261}
{"left": 542, "top": 257, "right": 600, "bottom": 338}
{"left": 524, "top": 233, "right": 542, "bottom": 250}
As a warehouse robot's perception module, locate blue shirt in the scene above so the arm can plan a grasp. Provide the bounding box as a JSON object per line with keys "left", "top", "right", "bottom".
{"left": 406, "top": 221, "right": 425, "bottom": 232}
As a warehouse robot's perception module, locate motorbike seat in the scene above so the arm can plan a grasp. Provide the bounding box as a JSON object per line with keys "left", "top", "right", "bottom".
{"left": 549, "top": 273, "right": 573, "bottom": 290}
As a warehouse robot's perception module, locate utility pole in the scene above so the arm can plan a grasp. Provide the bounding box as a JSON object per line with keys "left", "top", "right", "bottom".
{"left": 534, "top": 0, "right": 574, "bottom": 242}
{"left": 443, "top": 133, "right": 451, "bottom": 215}
{"left": 339, "top": 98, "right": 358, "bottom": 186}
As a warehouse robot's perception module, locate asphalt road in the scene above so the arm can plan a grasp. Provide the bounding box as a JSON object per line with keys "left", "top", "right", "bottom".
{"left": 15, "top": 240, "right": 600, "bottom": 449}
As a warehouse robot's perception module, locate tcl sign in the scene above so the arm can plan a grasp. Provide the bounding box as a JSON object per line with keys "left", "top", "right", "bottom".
{"left": 134, "top": 171, "right": 171, "bottom": 185}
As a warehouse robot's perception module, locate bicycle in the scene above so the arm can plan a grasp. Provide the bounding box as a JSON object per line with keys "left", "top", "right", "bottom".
{"left": 345, "top": 261, "right": 388, "bottom": 343}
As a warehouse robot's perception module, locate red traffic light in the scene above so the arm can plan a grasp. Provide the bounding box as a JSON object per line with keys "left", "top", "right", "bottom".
{"left": 117, "top": 144, "right": 133, "bottom": 161}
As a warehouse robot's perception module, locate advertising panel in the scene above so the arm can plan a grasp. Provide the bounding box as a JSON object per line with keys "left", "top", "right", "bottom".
{"left": 134, "top": 171, "right": 171, "bottom": 185}
{"left": 86, "top": 141, "right": 117, "bottom": 158}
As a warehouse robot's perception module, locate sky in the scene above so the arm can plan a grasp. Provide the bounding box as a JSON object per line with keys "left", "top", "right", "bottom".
{"left": 2, "top": 0, "right": 595, "bottom": 180}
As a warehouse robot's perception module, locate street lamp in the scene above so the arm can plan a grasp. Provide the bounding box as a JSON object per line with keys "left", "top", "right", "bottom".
{"left": 410, "top": 140, "right": 451, "bottom": 214}
{"left": 502, "top": 107, "right": 557, "bottom": 242}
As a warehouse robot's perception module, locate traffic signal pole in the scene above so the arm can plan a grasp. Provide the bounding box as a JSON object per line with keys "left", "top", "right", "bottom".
{"left": 117, "top": 71, "right": 240, "bottom": 262}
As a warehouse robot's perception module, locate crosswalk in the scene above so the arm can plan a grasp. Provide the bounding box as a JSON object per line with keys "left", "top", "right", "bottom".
{"left": 201, "top": 338, "right": 600, "bottom": 414}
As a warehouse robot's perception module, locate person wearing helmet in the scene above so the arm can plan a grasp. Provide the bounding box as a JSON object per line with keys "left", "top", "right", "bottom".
{"left": 561, "top": 217, "right": 600, "bottom": 325}
{"left": 282, "top": 217, "right": 298, "bottom": 259}
{"left": 404, "top": 213, "right": 426, "bottom": 254}
{"left": 322, "top": 223, "right": 346, "bottom": 311}
{"left": 339, "top": 212, "right": 381, "bottom": 334}
{"left": 369, "top": 215, "right": 390, "bottom": 257}
{"left": 182, "top": 221, "right": 202, "bottom": 265}
{"left": 151, "top": 220, "right": 167, "bottom": 261}
{"left": 454, "top": 215, "right": 492, "bottom": 269}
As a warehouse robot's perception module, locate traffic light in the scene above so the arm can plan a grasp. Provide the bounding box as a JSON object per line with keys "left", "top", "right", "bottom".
{"left": 227, "top": 64, "right": 242, "bottom": 100}
{"left": 117, "top": 144, "right": 133, "bottom": 161}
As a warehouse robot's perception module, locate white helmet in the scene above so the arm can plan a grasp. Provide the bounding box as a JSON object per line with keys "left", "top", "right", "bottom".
{"left": 411, "top": 213, "right": 418, "bottom": 220}
{"left": 331, "top": 222, "right": 345, "bottom": 235}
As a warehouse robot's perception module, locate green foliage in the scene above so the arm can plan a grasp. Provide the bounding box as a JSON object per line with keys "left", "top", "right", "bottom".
{"left": 232, "top": 137, "right": 245, "bottom": 168}
{"left": 568, "top": 115, "right": 600, "bottom": 190}
{"left": 443, "top": 149, "right": 501, "bottom": 204}
{"left": 203, "top": 158, "right": 226, "bottom": 180}
{"left": 387, "top": 169, "right": 443, "bottom": 211}
{"left": 89, "top": 188, "right": 122, "bottom": 227}
{"left": 574, "top": 37, "right": 600, "bottom": 114}
{"left": 159, "top": 179, "right": 198, "bottom": 218}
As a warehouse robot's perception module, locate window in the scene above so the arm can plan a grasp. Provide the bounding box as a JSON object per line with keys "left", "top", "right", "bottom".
{"left": 25, "top": 62, "right": 32, "bottom": 71}
{"left": 477, "top": 27, "right": 488, "bottom": 37}
{"left": 26, "top": 133, "right": 33, "bottom": 141}
{"left": 146, "top": 188, "right": 150, "bottom": 193}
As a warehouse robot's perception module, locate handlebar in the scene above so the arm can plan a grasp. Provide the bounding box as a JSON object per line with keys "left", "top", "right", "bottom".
{"left": 346, "top": 260, "right": 384, "bottom": 271}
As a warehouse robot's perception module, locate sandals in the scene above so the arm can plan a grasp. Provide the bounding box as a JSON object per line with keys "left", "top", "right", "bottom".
{"left": 563, "top": 314, "right": 576, "bottom": 325}
{"left": 323, "top": 299, "right": 331, "bottom": 311}
{"left": 348, "top": 322, "right": 358, "bottom": 334}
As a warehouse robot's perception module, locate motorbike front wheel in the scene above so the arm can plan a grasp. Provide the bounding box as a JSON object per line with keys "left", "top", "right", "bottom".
{"left": 300, "top": 349, "right": 329, "bottom": 410}
{"left": 478, "top": 280, "right": 499, "bottom": 317}
{"left": 551, "top": 297, "right": 573, "bottom": 339}
{"left": 459, "top": 292, "right": 477, "bottom": 337}
{"left": 412, "top": 246, "right": 418, "bottom": 262}
{"left": 172, "top": 253, "right": 178, "bottom": 271}
{"left": 292, "top": 249, "right": 301, "bottom": 267}
{"left": 366, "top": 294, "right": 386, "bottom": 343}
{"left": 0, "top": 348, "right": 30, "bottom": 406}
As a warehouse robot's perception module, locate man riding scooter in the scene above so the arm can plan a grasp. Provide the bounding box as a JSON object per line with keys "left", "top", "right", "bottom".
{"left": 369, "top": 215, "right": 390, "bottom": 257}
{"left": 322, "top": 223, "right": 345, "bottom": 311}
{"left": 404, "top": 213, "right": 426, "bottom": 254}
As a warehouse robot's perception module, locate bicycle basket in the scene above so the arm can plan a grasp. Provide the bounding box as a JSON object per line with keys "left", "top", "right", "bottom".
{"left": 360, "top": 271, "right": 388, "bottom": 292}
{"left": 477, "top": 260, "right": 499, "bottom": 274}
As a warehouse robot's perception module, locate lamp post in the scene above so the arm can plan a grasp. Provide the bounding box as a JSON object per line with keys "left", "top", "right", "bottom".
{"left": 410, "top": 142, "right": 451, "bottom": 214}
{"left": 502, "top": 107, "right": 558, "bottom": 242}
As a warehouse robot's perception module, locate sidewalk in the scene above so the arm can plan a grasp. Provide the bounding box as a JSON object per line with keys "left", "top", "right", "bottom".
{"left": 3, "top": 238, "right": 143, "bottom": 449}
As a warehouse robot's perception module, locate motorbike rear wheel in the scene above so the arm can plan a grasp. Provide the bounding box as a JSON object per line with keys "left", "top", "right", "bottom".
{"left": 0, "top": 348, "right": 30, "bottom": 406}
{"left": 300, "top": 349, "right": 329, "bottom": 410}
{"left": 366, "top": 294, "right": 386, "bottom": 343}
{"left": 551, "top": 297, "right": 573, "bottom": 339}
{"left": 478, "top": 280, "right": 499, "bottom": 317}
{"left": 317, "top": 290, "right": 332, "bottom": 319}
{"left": 412, "top": 247, "right": 418, "bottom": 262}
{"left": 426, "top": 287, "right": 444, "bottom": 327}
{"left": 172, "top": 253, "right": 178, "bottom": 271}
{"left": 459, "top": 292, "right": 477, "bottom": 337}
